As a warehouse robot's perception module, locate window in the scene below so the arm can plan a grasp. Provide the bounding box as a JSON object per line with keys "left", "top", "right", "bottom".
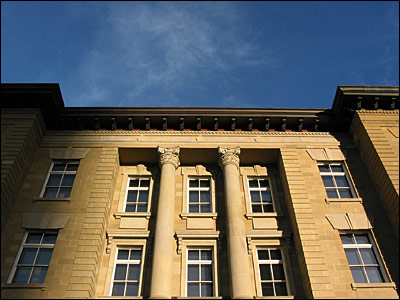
{"left": 9, "top": 231, "right": 58, "bottom": 284}
{"left": 318, "top": 163, "right": 355, "bottom": 198}
{"left": 257, "top": 248, "right": 288, "bottom": 296}
{"left": 186, "top": 248, "right": 214, "bottom": 297}
{"left": 248, "top": 178, "right": 274, "bottom": 213}
{"left": 125, "top": 178, "right": 150, "bottom": 212}
{"left": 111, "top": 248, "right": 144, "bottom": 296}
{"left": 41, "top": 160, "right": 79, "bottom": 198}
{"left": 341, "top": 233, "right": 387, "bottom": 283}
{"left": 188, "top": 178, "right": 211, "bottom": 213}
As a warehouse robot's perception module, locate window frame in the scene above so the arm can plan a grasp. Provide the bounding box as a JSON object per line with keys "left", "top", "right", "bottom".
{"left": 7, "top": 230, "right": 58, "bottom": 284}
{"left": 123, "top": 177, "right": 152, "bottom": 213}
{"left": 39, "top": 160, "right": 79, "bottom": 198}
{"left": 187, "top": 177, "right": 213, "bottom": 214}
{"left": 247, "top": 177, "right": 275, "bottom": 213}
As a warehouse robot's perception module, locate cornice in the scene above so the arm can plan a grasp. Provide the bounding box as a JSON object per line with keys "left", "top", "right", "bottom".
{"left": 356, "top": 110, "right": 399, "bottom": 115}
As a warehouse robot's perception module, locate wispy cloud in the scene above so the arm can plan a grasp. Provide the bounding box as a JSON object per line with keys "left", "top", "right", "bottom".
{"left": 70, "top": 2, "right": 278, "bottom": 107}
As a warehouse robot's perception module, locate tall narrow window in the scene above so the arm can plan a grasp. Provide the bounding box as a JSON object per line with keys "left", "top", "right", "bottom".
{"left": 10, "top": 231, "right": 58, "bottom": 284}
{"left": 188, "top": 178, "right": 211, "bottom": 213}
{"left": 41, "top": 160, "right": 79, "bottom": 198}
{"left": 125, "top": 178, "right": 150, "bottom": 212}
{"left": 257, "top": 248, "right": 288, "bottom": 296}
{"left": 318, "top": 163, "right": 355, "bottom": 198}
{"left": 187, "top": 248, "right": 214, "bottom": 297}
{"left": 111, "top": 248, "right": 143, "bottom": 296}
{"left": 341, "top": 233, "right": 387, "bottom": 283}
{"left": 248, "top": 179, "right": 274, "bottom": 212}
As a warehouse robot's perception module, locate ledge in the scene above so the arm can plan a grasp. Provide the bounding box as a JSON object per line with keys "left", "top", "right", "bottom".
{"left": 1, "top": 283, "right": 46, "bottom": 291}
{"left": 351, "top": 282, "right": 396, "bottom": 290}
{"left": 98, "top": 297, "right": 142, "bottom": 299}
{"left": 180, "top": 213, "right": 218, "bottom": 220}
{"left": 245, "top": 212, "right": 283, "bottom": 219}
{"left": 177, "top": 297, "right": 222, "bottom": 299}
{"left": 325, "top": 198, "right": 363, "bottom": 204}
{"left": 33, "top": 197, "right": 71, "bottom": 203}
{"left": 255, "top": 296, "right": 294, "bottom": 299}
{"left": 114, "top": 212, "right": 151, "bottom": 219}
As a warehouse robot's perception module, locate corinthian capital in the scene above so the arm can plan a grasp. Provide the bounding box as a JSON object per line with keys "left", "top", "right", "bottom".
{"left": 158, "top": 146, "right": 180, "bottom": 169}
{"left": 218, "top": 146, "right": 240, "bottom": 169}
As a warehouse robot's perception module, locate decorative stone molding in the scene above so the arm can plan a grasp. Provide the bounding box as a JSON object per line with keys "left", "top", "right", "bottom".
{"left": 22, "top": 212, "right": 70, "bottom": 229}
{"left": 157, "top": 146, "right": 180, "bottom": 169}
{"left": 218, "top": 146, "right": 240, "bottom": 169}
{"left": 325, "top": 213, "right": 373, "bottom": 230}
{"left": 175, "top": 231, "right": 221, "bottom": 255}
{"left": 48, "top": 147, "right": 90, "bottom": 160}
{"left": 105, "top": 230, "right": 151, "bottom": 254}
{"left": 306, "top": 148, "right": 345, "bottom": 161}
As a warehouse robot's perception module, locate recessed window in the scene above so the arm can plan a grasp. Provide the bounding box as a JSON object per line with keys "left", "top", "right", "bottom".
{"left": 125, "top": 178, "right": 150, "bottom": 212}
{"left": 41, "top": 160, "right": 79, "bottom": 198}
{"left": 111, "top": 248, "right": 144, "bottom": 296}
{"left": 10, "top": 231, "right": 58, "bottom": 284}
{"left": 188, "top": 178, "right": 212, "bottom": 213}
{"left": 318, "top": 163, "right": 355, "bottom": 198}
{"left": 186, "top": 248, "right": 214, "bottom": 297}
{"left": 248, "top": 179, "right": 274, "bottom": 213}
{"left": 257, "top": 248, "right": 288, "bottom": 296}
{"left": 341, "top": 233, "right": 387, "bottom": 283}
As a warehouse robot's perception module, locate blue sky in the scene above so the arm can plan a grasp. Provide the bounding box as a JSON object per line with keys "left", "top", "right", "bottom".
{"left": 1, "top": 1, "right": 399, "bottom": 108}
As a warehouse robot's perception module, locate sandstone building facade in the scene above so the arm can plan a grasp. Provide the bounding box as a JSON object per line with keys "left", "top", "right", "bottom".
{"left": 1, "top": 83, "right": 399, "bottom": 299}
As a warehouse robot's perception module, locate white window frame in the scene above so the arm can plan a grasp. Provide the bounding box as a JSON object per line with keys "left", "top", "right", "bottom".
{"left": 187, "top": 177, "right": 213, "bottom": 214}
{"left": 340, "top": 231, "right": 389, "bottom": 284}
{"left": 39, "top": 160, "right": 79, "bottom": 198}
{"left": 123, "top": 177, "right": 152, "bottom": 213}
{"left": 7, "top": 230, "right": 58, "bottom": 284}
{"left": 248, "top": 177, "right": 275, "bottom": 213}
{"left": 186, "top": 247, "right": 215, "bottom": 297}
{"left": 318, "top": 162, "right": 357, "bottom": 199}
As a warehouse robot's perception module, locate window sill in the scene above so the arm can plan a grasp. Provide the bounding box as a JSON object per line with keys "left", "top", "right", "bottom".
{"left": 114, "top": 212, "right": 151, "bottom": 219}
{"left": 1, "top": 283, "right": 46, "bottom": 291}
{"left": 255, "top": 297, "right": 294, "bottom": 299}
{"left": 246, "top": 212, "right": 283, "bottom": 219}
{"left": 177, "top": 297, "right": 222, "bottom": 299}
{"left": 33, "top": 197, "right": 71, "bottom": 202}
{"left": 325, "top": 198, "right": 363, "bottom": 204}
{"left": 351, "top": 282, "right": 396, "bottom": 290}
{"left": 98, "top": 297, "right": 142, "bottom": 299}
{"left": 180, "top": 213, "right": 218, "bottom": 220}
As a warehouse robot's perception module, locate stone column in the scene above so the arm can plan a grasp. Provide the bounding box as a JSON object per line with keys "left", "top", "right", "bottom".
{"left": 150, "top": 146, "right": 180, "bottom": 299}
{"left": 218, "top": 147, "right": 253, "bottom": 299}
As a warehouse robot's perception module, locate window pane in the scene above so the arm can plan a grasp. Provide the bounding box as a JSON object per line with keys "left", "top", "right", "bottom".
{"left": 126, "top": 282, "right": 139, "bottom": 296}
{"left": 26, "top": 233, "right": 42, "bottom": 244}
{"left": 263, "top": 204, "right": 274, "bottom": 212}
{"left": 258, "top": 250, "right": 269, "bottom": 260}
{"left": 252, "top": 205, "right": 262, "bottom": 213}
{"left": 114, "top": 264, "right": 127, "bottom": 280}
{"left": 261, "top": 191, "right": 272, "bottom": 203}
{"left": 200, "top": 191, "right": 210, "bottom": 203}
{"left": 200, "top": 180, "right": 210, "bottom": 188}
{"left": 187, "top": 283, "right": 199, "bottom": 297}
{"left": 18, "top": 248, "right": 38, "bottom": 265}
{"left": 340, "top": 234, "right": 354, "bottom": 244}
{"left": 52, "top": 164, "right": 66, "bottom": 171}
{"left": 259, "top": 264, "right": 272, "bottom": 280}
{"left": 61, "top": 174, "right": 75, "bottom": 186}
{"left": 201, "top": 265, "right": 213, "bottom": 281}
{"left": 259, "top": 180, "right": 269, "bottom": 188}
{"left": 322, "top": 176, "right": 334, "bottom": 187}
{"left": 335, "top": 176, "right": 349, "bottom": 187}
{"left": 125, "top": 205, "right": 136, "bottom": 212}
{"left": 189, "top": 191, "right": 198, "bottom": 203}
{"left": 36, "top": 248, "right": 53, "bottom": 265}
{"left": 66, "top": 164, "right": 79, "bottom": 171}
{"left": 42, "top": 234, "right": 57, "bottom": 244}
{"left": 58, "top": 188, "right": 71, "bottom": 197}
{"left": 112, "top": 282, "right": 125, "bottom": 296}
{"left": 137, "top": 204, "right": 148, "bottom": 212}
{"left": 12, "top": 267, "right": 32, "bottom": 283}
{"left": 189, "top": 205, "right": 199, "bottom": 213}
{"left": 30, "top": 267, "right": 48, "bottom": 283}
{"left": 189, "top": 180, "right": 199, "bottom": 188}
{"left": 270, "top": 250, "right": 282, "bottom": 260}
{"left": 127, "top": 264, "right": 141, "bottom": 281}
{"left": 275, "top": 282, "right": 288, "bottom": 296}
{"left": 345, "top": 249, "right": 361, "bottom": 265}
{"left": 201, "top": 250, "right": 212, "bottom": 261}
{"left": 318, "top": 165, "right": 330, "bottom": 172}
{"left": 127, "top": 190, "right": 138, "bottom": 203}
{"left": 365, "top": 267, "right": 383, "bottom": 283}
{"left": 201, "top": 283, "right": 213, "bottom": 297}
{"left": 140, "top": 179, "right": 150, "bottom": 188}
{"left": 360, "top": 248, "right": 377, "bottom": 265}
{"left": 188, "top": 250, "right": 199, "bottom": 261}
{"left": 250, "top": 191, "right": 261, "bottom": 203}
{"left": 261, "top": 282, "right": 274, "bottom": 296}
{"left": 351, "top": 267, "right": 367, "bottom": 283}
{"left": 44, "top": 188, "right": 58, "bottom": 198}
{"left": 200, "top": 204, "right": 211, "bottom": 213}
{"left": 327, "top": 190, "right": 338, "bottom": 198}
{"left": 339, "top": 189, "right": 352, "bottom": 198}
{"left": 47, "top": 174, "right": 62, "bottom": 186}
{"left": 130, "top": 250, "right": 142, "bottom": 261}
{"left": 129, "top": 179, "right": 139, "bottom": 187}
{"left": 272, "top": 264, "right": 286, "bottom": 280}
{"left": 355, "top": 235, "right": 370, "bottom": 245}
{"left": 118, "top": 250, "right": 129, "bottom": 260}
{"left": 331, "top": 165, "right": 344, "bottom": 172}
{"left": 249, "top": 180, "right": 258, "bottom": 188}
{"left": 188, "top": 265, "right": 199, "bottom": 281}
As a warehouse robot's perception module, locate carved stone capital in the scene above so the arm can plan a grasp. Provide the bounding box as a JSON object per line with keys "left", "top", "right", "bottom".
{"left": 158, "top": 146, "right": 180, "bottom": 169}
{"left": 218, "top": 146, "right": 240, "bottom": 169}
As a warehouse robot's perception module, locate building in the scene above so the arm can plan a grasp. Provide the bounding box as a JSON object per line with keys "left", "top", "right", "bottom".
{"left": 1, "top": 83, "right": 398, "bottom": 299}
